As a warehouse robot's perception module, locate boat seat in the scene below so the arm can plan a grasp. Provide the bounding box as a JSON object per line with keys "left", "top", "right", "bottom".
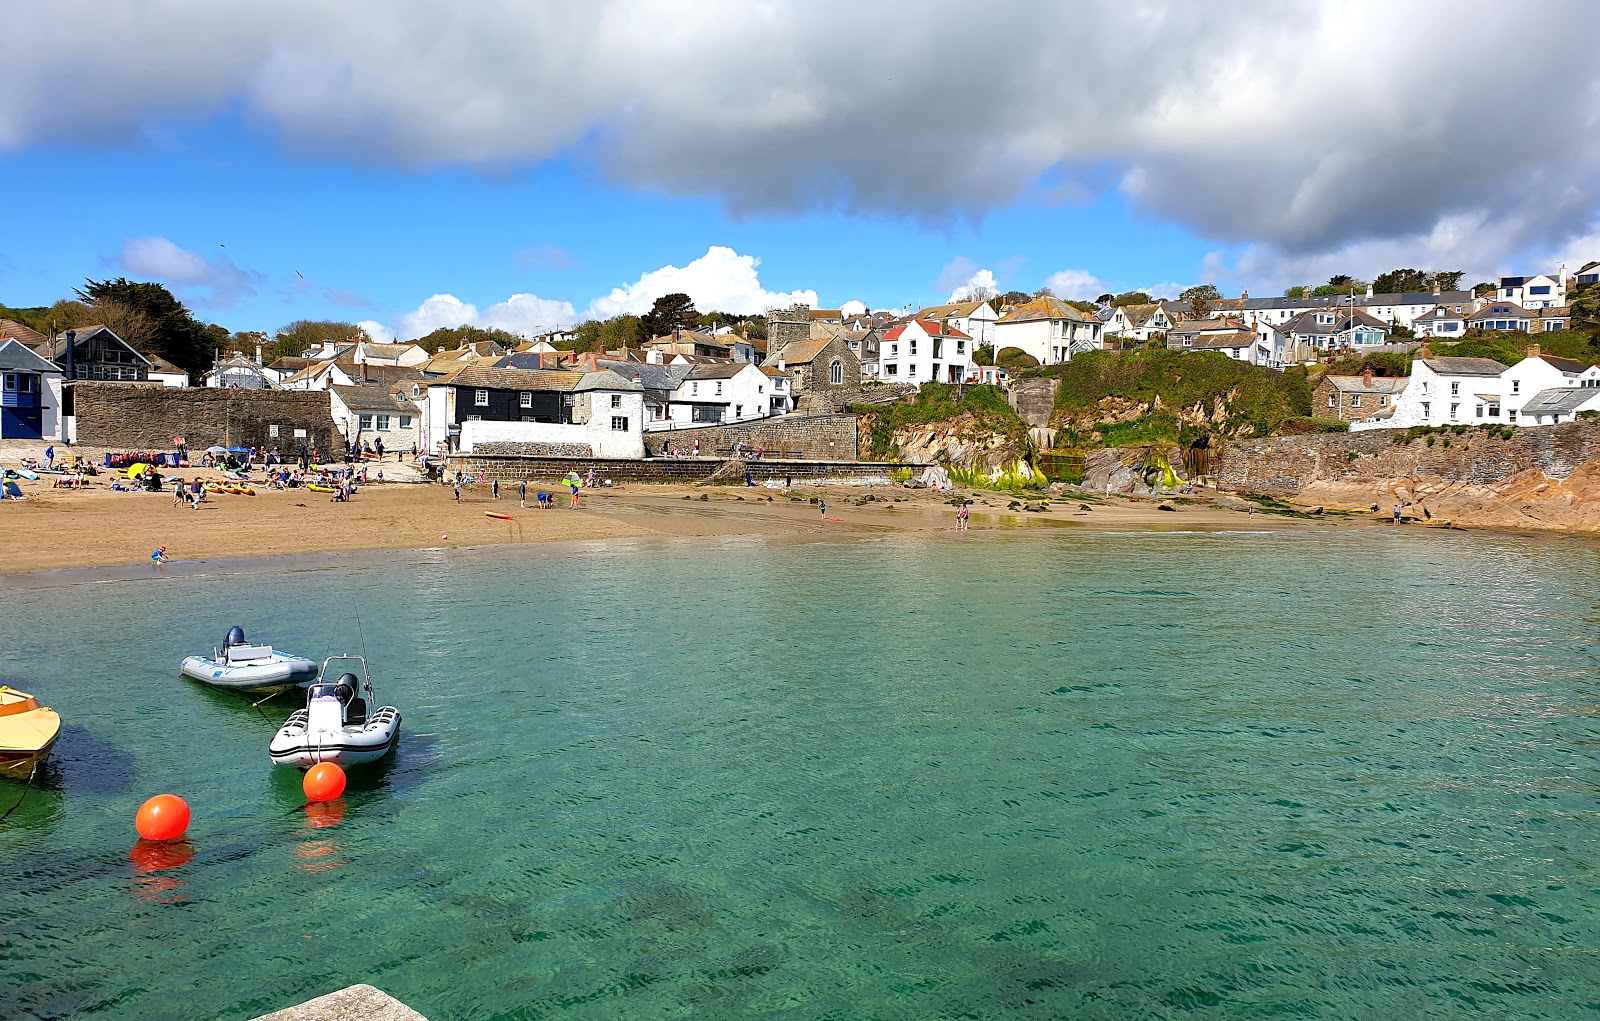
{"left": 226, "top": 644, "right": 274, "bottom": 663}
{"left": 347, "top": 698, "right": 368, "bottom": 726}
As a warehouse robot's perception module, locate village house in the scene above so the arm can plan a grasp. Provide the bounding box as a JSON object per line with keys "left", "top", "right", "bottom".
{"left": 422, "top": 364, "right": 645, "bottom": 457}
{"left": 770, "top": 335, "right": 860, "bottom": 392}
{"left": 205, "top": 350, "right": 277, "bottom": 389}
{"left": 596, "top": 361, "right": 685, "bottom": 428}
{"left": 1411, "top": 305, "right": 1467, "bottom": 338}
{"left": 661, "top": 362, "right": 777, "bottom": 427}
{"left": 1165, "top": 320, "right": 1256, "bottom": 361}
{"left": 36, "top": 325, "right": 151, "bottom": 382}
{"left": 914, "top": 300, "right": 999, "bottom": 346}
{"left": 0, "top": 338, "right": 64, "bottom": 440}
{"left": 1356, "top": 356, "right": 1510, "bottom": 430}
{"left": 1498, "top": 348, "right": 1600, "bottom": 425}
{"left": 1575, "top": 262, "right": 1600, "bottom": 287}
{"left": 1282, "top": 307, "right": 1391, "bottom": 353}
{"left": 351, "top": 341, "right": 430, "bottom": 367}
{"left": 644, "top": 329, "right": 731, "bottom": 360}
{"left": 1496, "top": 272, "right": 1565, "bottom": 310}
{"left": 877, "top": 319, "right": 974, "bottom": 384}
{"left": 146, "top": 355, "right": 190, "bottom": 388}
{"left": 328, "top": 384, "right": 422, "bottom": 453}
{"left": 1465, "top": 302, "right": 1535, "bottom": 333}
{"left": 1099, "top": 302, "right": 1176, "bottom": 343}
{"left": 1312, "top": 368, "right": 1409, "bottom": 423}
{"left": 993, "top": 296, "right": 1103, "bottom": 365}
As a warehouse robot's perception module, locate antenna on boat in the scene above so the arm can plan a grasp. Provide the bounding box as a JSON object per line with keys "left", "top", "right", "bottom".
{"left": 354, "top": 608, "right": 373, "bottom": 695}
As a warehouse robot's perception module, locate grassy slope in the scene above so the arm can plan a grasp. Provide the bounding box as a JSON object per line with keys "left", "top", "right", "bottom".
{"left": 859, "top": 383, "right": 1028, "bottom": 460}
{"left": 1027, "top": 350, "right": 1312, "bottom": 446}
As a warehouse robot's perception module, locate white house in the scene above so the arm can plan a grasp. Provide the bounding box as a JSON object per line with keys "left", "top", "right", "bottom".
{"left": 352, "top": 342, "right": 430, "bottom": 368}
{"left": 1496, "top": 272, "right": 1565, "bottom": 310}
{"left": 0, "top": 338, "right": 63, "bottom": 440}
{"left": 1353, "top": 357, "right": 1510, "bottom": 430}
{"left": 993, "top": 296, "right": 1103, "bottom": 365}
{"left": 914, "top": 300, "right": 999, "bottom": 347}
{"left": 760, "top": 366, "right": 794, "bottom": 415}
{"left": 1575, "top": 262, "right": 1600, "bottom": 287}
{"left": 1466, "top": 301, "right": 1535, "bottom": 333}
{"left": 146, "top": 355, "right": 190, "bottom": 388}
{"left": 204, "top": 352, "right": 276, "bottom": 389}
{"left": 1499, "top": 352, "right": 1600, "bottom": 425}
{"left": 431, "top": 366, "right": 647, "bottom": 458}
{"left": 328, "top": 384, "right": 423, "bottom": 453}
{"left": 878, "top": 319, "right": 975, "bottom": 383}
{"left": 1412, "top": 305, "right": 1467, "bottom": 338}
{"left": 660, "top": 362, "right": 777, "bottom": 427}
{"left": 1165, "top": 321, "right": 1256, "bottom": 361}
{"left": 1283, "top": 308, "right": 1390, "bottom": 352}
{"left": 1099, "top": 302, "right": 1177, "bottom": 343}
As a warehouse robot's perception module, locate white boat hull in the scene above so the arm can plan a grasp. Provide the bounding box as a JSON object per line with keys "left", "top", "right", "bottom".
{"left": 268, "top": 706, "right": 401, "bottom": 768}
{"left": 180, "top": 653, "right": 319, "bottom": 693}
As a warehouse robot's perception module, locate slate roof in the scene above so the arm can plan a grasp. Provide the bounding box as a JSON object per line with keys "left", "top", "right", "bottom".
{"left": 330, "top": 384, "right": 411, "bottom": 413}
{"left": 1521, "top": 387, "right": 1600, "bottom": 415}
{"left": 1533, "top": 354, "right": 1589, "bottom": 374}
{"left": 1413, "top": 305, "right": 1465, "bottom": 322}
{"left": 771, "top": 338, "right": 834, "bottom": 365}
{"left": 267, "top": 356, "right": 318, "bottom": 372}
{"left": 1324, "top": 374, "right": 1409, "bottom": 394}
{"left": 0, "top": 337, "right": 61, "bottom": 373}
{"left": 686, "top": 362, "right": 753, "bottom": 380}
{"left": 573, "top": 369, "right": 643, "bottom": 393}
{"left": 1285, "top": 308, "right": 1390, "bottom": 335}
{"left": 1419, "top": 357, "right": 1509, "bottom": 376}
{"left": 1181, "top": 331, "right": 1255, "bottom": 350}
{"left": 1467, "top": 302, "right": 1533, "bottom": 321}
{"left": 33, "top": 324, "right": 153, "bottom": 365}
{"left": 596, "top": 360, "right": 688, "bottom": 391}
{"left": 437, "top": 365, "right": 590, "bottom": 392}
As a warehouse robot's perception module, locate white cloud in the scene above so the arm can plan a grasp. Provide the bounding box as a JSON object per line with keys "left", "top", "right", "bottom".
{"left": 1042, "top": 268, "right": 1105, "bottom": 301}
{"left": 1138, "top": 282, "right": 1185, "bottom": 300}
{"left": 947, "top": 268, "right": 999, "bottom": 302}
{"left": 357, "top": 319, "right": 393, "bottom": 343}
{"left": 393, "top": 292, "right": 577, "bottom": 341}
{"left": 840, "top": 299, "right": 867, "bottom": 318}
{"left": 120, "top": 236, "right": 261, "bottom": 306}
{"left": 584, "top": 246, "right": 816, "bottom": 320}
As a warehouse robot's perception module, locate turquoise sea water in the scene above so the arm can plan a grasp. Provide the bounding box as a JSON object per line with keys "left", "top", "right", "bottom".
{"left": 0, "top": 529, "right": 1597, "bottom": 1020}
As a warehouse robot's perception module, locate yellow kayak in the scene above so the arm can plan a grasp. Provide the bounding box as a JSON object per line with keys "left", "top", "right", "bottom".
{"left": 306, "top": 483, "right": 336, "bottom": 493}
{"left": 0, "top": 686, "right": 60, "bottom": 779}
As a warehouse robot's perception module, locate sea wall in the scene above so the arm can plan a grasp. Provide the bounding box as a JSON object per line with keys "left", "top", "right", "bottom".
{"left": 641, "top": 413, "right": 858, "bottom": 459}
{"left": 70, "top": 383, "right": 341, "bottom": 454}
{"left": 446, "top": 454, "right": 910, "bottom": 485}
{"left": 1214, "top": 422, "right": 1600, "bottom": 496}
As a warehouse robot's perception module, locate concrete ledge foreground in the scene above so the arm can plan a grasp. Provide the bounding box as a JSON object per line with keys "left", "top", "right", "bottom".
{"left": 251, "top": 984, "right": 428, "bottom": 1021}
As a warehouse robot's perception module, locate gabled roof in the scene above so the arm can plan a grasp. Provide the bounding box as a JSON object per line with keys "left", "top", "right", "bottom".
{"left": 37, "top": 324, "right": 154, "bottom": 366}
{"left": 1532, "top": 354, "right": 1590, "bottom": 374}
{"left": 596, "top": 360, "right": 688, "bottom": 391}
{"left": 915, "top": 300, "right": 991, "bottom": 320}
{"left": 1521, "top": 387, "right": 1600, "bottom": 415}
{"left": 574, "top": 369, "right": 643, "bottom": 393}
{"left": 330, "top": 384, "right": 410, "bottom": 414}
{"left": 268, "top": 356, "right": 318, "bottom": 372}
{"left": 881, "top": 320, "right": 972, "bottom": 341}
{"left": 1170, "top": 317, "right": 1247, "bottom": 336}
{"left": 645, "top": 330, "right": 729, "bottom": 351}
{"left": 686, "top": 362, "right": 754, "bottom": 380}
{"left": 997, "top": 296, "right": 1091, "bottom": 324}
{"left": 1418, "top": 356, "right": 1508, "bottom": 376}
{"left": 1285, "top": 308, "right": 1390, "bottom": 335}
{"left": 147, "top": 354, "right": 187, "bottom": 376}
{"left": 759, "top": 365, "right": 793, "bottom": 378}
{"left": 1324, "top": 374, "right": 1409, "bottom": 394}
{"left": 1414, "top": 305, "right": 1465, "bottom": 322}
{"left": 437, "top": 364, "right": 589, "bottom": 392}
{"left": 0, "top": 337, "right": 61, "bottom": 373}
{"left": 1180, "top": 331, "right": 1255, "bottom": 350}
{"left": 771, "top": 338, "right": 835, "bottom": 365}
{"left": 0, "top": 319, "right": 49, "bottom": 347}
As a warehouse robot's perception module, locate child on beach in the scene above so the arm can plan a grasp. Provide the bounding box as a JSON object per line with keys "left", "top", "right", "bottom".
{"left": 957, "top": 502, "right": 970, "bottom": 530}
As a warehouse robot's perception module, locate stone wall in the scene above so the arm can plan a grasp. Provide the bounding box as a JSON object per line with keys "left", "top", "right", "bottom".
{"left": 766, "top": 305, "right": 811, "bottom": 360}
{"left": 70, "top": 382, "right": 341, "bottom": 453}
{"left": 446, "top": 454, "right": 912, "bottom": 486}
{"left": 1214, "top": 421, "right": 1600, "bottom": 496}
{"left": 641, "top": 413, "right": 859, "bottom": 459}
{"left": 1008, "top": 377, "right": 1060, "bottom": 447}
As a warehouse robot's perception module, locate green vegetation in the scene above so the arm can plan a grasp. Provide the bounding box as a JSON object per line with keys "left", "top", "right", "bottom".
{"left": 948, "top": 459, "right": 1047, "bottom": 492}
{"left": 1030, "top": 349, "right": 1312, "bottom": 446}
{"left": 1280, "top": 417, "right": 1350, "bottom": 435}
{"left": 861, "top": 383, "right": 1027, "bottom": 460}
{"left": 268, "top": 320, "right": 370, "bottom": 361}
{"left": 1320, "top": 352, "right": 1413, "bottom": 377}
{"left": 994, "top": 346, "right": 1039, "bottom": 369}
{"left": 409, "top": 324, "right": 520, "bottom": 355}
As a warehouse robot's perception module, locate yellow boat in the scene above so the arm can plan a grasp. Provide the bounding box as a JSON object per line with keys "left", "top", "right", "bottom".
{"left": 0, "top": 686, "right": 60, "bottom": 779}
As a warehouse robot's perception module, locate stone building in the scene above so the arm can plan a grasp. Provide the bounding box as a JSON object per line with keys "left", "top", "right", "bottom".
{"left": 770, "top": 335, "right": 860, "bottom": 394}
{"left": 766, "top": 305, "right": 812, "bottom": 360}
{"left": 1312, "top": 367, "right": 1409, "bottom": 423}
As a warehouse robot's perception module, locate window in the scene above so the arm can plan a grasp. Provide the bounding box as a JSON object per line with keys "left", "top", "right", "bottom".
{"left": 908, "top": 363, "right": 917, "bottom": 378}
{"left": 412, "top": 384, "right": 422, "bottom": 397}
{"left": 1328, "top": 395, "right": 1337, "bottom": 408}
{"left": 829, "top": 360, "right": 843, "bottom": 385}
{"left": 1351, "top": 394, "right": 1361, "bottom": 407}
{"left": 520, "top": 392, "right": 532, "bottom": 408}
{"left": 1450, "top": 382, "right": 1460, "bottom": 396}
{"left": 956, "top": 340, "right": 965, "bottom": 354}
{"left": 1476, "top": 405, "right": 1484, "bottom": 418}
{"left": 1531, "top": 285, "right": 1551, "bottom": 295}
{"left": 1421, "top": 402, "right": 1430, "bottom": 416}
{"left": 909, "top": 340, "right": 917, "bottom": 355}
{"left": 885, "top": 363, "right": 898, "bottom": 376}
{"left": 1489, "top": 404, "right": 1500, "bottom": 417}
{"left": 1183, "top": 339, "right": 1193, "bottom": 347}
{"left": 358, "top": 414, "right": 372, "bottom": 430}
{"left": 1512, "top": 380, "right": 1520, "bottom": 393}
{"left": 1508, "top": 409, "right": 1518, "bottom": 422}
{"left": 1450, "top": 403, "right": 1459, "bottom": 420}
{"left": 610, "top": 394, "right": 622, "bottom": 408}
{"left": 691, "top": 382, "right": 698, "bottom": 395}
{"left": 889, "top": 343, "right": 897, "bottom": 356}
{"left": 465, "top": 414, "right": 482, "bottom": 422}
{"left": 475, "top": 389, "right": 489, "bottom": 406}
{"left": 735, "top": 404, "right": 743, "bottom": 418}
{"left": 715, "top": 381, "right": 723, "bottom": 396}
{"left": 1380, "top": 395, "right": 1388, "bottom": 407}
{"left": 399, "top": 416, "right": 412, "bottom": 428}
{"left": 610, "top": 416, "right": 629, "bottom": 431}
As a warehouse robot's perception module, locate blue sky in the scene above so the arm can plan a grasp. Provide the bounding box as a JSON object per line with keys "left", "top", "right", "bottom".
{"left": 3, "top": 1, "right": 1596, "bottom": 340}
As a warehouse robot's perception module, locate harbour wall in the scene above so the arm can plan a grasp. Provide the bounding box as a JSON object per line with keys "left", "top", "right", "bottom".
{"left": 68, "top": 383, "right": 341, "bottom": 454}
{"left": 446, "top": 454, "right": 913, "bottom": 485}
{"left": 640, "top": 413, "right": 858, "bottom": 459}
{"left": 1213, "top": 421, "right": 1600, "bottom": 496}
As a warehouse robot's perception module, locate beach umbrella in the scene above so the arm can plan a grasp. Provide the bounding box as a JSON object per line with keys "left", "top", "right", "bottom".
{"left": 205, "top": 445, "right": 228, "bottom": 453}
{"left": 226, "top": 446, "right": 250, "bottom": 453}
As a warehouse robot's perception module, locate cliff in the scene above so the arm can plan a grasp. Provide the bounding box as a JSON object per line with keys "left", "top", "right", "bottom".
{"left": 1215, "top": 421, "right": 1600, "bottom": 531}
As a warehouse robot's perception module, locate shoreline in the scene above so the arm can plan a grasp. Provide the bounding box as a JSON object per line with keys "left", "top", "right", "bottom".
{"left": 0, "top": 477, "right": 1362, "bottom": 577}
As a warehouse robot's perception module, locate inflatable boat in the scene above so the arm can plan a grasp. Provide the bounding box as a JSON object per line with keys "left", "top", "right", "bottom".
{"left": 268, "top": 655, "right": 401, "bottom": 768}
{"left": 180, "top": 626, "right": 320, "bottom": 694}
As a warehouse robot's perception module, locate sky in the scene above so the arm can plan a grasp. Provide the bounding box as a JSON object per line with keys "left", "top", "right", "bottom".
{"left": 3, "top": 0, "right": 1599, "bottom": 342}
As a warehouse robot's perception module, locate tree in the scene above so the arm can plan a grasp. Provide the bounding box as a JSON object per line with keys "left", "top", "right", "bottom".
{"left": 597, "top": 315, "right": 646, "bottom": 352}
{"left": 1095, "top": 293, "right": 1116, "bottom": 306}
{"left": 642, "top": 292, "right": 698, "bottom": 337}
{"left": 1283, "top": 286, "right": 1307, "bottom": 298}
{"left": 999, "top": 290, "right": 1031, "bottom": 306}
{"left": 1180, "top": 283, "right": 1221, "bottom": 316}
{"left": 1472, "top": 281, "right": 1496, "bottom": 298}
{"left": 1066, "top": 299, "right": 1098, "bottom": 314}
{"left": 972, "top": 345, "right": 995, "bottom": 366}
{"left": 1112, "top": 291, "right": 1152, "bottom": 307}
{"left": 76, "top": 277, "right": 213, "bottom": 373}
{"left": 1433, "top": 271, "right": 1464, "bottom": 291}
{"left": 1372, "top": 269, "right": 1430, "bottom": 294}
{"left": 994, "top": 346, "right": 1040, "bottom": 369}
{"left": 268, "top": 320, "right": 367, "bottom": 362}
{"left": 1311, "top": 276, "right": 1368, "bottom": 297}
{"left": 411, "top": 324, "right": 519, "bottom": 355}
{"left": 954, "top": 284, "right": 997, "bottom": 303}
{"left": 1032, "top": 286, "right": 1056, "bottom": 299}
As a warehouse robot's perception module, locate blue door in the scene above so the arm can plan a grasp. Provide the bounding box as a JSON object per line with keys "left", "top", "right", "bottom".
{"left": 0, "top": 372, "right": 43, "bottom": 438}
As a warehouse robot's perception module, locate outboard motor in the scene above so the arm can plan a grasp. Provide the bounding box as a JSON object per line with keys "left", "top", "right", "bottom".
{"left": 226, "top": 625, "right": 247, "bottom": 648}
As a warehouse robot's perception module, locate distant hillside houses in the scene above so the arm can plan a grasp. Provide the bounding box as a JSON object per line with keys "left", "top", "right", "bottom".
{"left": 1349, "top": 346, "right": 1600, "bottom": 431}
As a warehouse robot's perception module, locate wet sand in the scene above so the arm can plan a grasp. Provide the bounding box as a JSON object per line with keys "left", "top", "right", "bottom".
{"left": 0, "top": 473, "right": 1347, "bottom": 576}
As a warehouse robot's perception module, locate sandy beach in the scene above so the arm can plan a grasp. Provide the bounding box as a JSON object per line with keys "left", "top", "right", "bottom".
{"left": 0, "top": 470, "right": 1357, "bottom": 575}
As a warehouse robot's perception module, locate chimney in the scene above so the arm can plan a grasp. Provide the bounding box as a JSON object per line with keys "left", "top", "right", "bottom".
{"left": 1526, "top": 342, "right": 1541, "bottom": 360}
{"left": 1362, "top": 366, "right": 1374, "bottom": 388}
{"left": 1365, "top": 283, "right": 1373, "bottom": 298}
{"left": 255, "top": 344, "right": 263, "bottom": 365}
{"left": 64, "top": 328, "right": 76, "bottom": 380}
{"left": 1241, "top": 289, "right": 1249, "bottom": 301}
{"left": 632, "top": 372, "right": 642, "bottom": 385}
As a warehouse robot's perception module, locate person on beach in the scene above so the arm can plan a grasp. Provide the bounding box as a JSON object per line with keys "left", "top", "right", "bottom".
{"left": 491, "top": 477, "right": 500, "bottom": 500}
{"left": 819, "top": 498, "right": 827, "bottom": 519}
{"left": 518, "top": 480, "right": 527, "bottom": 508}
{"left": 569, "top": 478, "right": 580, "bottom": 508}
{"left": 150, "top": 546, "right": 168, "bottom": 564}
{"left": 454, "top": 476, "right": 461, "bottom": 503}
{"left": 1393, "top": 503, "right": 1402, "bottom": 525}
{"left": 376, "top": 438, "right": 384, "bottom": 460}
{"left": 585, "top": 468, "right": 596, "bottom": 489}
{"left": 957, "top": 502, "right": 970, "bottom": 530}
{"left": 537, "top": 490, "right": 551, "bottom": 509}
{"left": 692, "top": 438, "right": 700, "bottom": 457}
